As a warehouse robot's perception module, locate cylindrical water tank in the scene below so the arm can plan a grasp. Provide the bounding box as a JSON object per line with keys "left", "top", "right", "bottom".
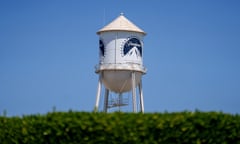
{"left": 96, "top": 14, "right": 146, "bottom": 93}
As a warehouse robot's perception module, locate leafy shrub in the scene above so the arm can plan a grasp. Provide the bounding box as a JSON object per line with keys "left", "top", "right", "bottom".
{"left": 0, "top": 111, "right": 239, "bottom": 143}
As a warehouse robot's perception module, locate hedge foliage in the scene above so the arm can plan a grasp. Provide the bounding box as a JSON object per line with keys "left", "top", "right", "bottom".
{"left": 0, "top": 111, "right": 240, "bottom": 144}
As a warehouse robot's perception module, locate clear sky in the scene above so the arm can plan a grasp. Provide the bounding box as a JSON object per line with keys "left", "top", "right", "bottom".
{"left": 1, "top": 0, "right": 240, "bottom": 116}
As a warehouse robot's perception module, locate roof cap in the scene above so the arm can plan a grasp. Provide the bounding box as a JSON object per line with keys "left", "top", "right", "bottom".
{"left": 97, "top": 13, "right": 146, "bottom": 35}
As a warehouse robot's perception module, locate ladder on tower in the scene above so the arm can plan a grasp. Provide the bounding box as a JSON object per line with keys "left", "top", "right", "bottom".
{"left": 107, "top": 93, "right": 129, "bottom": 108}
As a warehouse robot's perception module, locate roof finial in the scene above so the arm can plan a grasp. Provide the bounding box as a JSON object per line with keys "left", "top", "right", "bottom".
{"left": 120, "top": 12, "right": 124, "bottom": 16}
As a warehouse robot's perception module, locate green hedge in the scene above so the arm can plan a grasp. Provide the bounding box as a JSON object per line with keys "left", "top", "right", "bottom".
{"left": 0, "top": 111, "right": 240, "bottom": 144}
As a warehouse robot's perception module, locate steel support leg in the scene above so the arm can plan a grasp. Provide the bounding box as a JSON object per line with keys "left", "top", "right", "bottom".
{"left": 132, "top": 72, "right": 137, "bottom": 112}
{"left": 139, "top": 79, "right": 144, "bottom": 113}
{"left": 103, "top": 88, "right": 109, "bottom": 112}
{"left": 95, "top": 76, "right": 102, "bottom": 112}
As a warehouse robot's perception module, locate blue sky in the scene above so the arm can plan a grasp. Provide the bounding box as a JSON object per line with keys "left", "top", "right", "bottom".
{"left": 1, "top": 1, "right": 240, "bottom": 116}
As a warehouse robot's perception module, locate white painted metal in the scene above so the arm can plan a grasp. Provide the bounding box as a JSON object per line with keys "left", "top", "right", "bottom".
{"left": 97, "top": 31, "right": 145, "bottom": 93}
{"left": 139, "top": 80, "right": 144, "bottom": 113}
{"left": 132, "top": 72, "right": 137, "bottom": 112}
{"left": 95, "top": 76, "right": 102, "bottom": 111}
{"left": 95, "top": 13, "right": 146, "bottom": 113}
{"left": 98, "top": 31, "right": 144, "bottom": 65}
{"left": 100, "top": 70, "right": 142, "bottom": 93}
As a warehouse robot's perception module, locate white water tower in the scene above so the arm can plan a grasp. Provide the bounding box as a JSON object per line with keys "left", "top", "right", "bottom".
{"left": 95, "top": 13, "right": 146, "bottom": 112}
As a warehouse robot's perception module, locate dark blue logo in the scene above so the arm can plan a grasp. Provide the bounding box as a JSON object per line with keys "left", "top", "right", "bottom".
{"left": 123, "top": 37, "right": 142, "bottom": 57}
{"left": 99, "top": 40, "right": 104, "bottom": 56}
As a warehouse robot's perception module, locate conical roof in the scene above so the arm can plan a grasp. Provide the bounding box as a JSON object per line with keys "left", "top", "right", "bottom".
{"left": 97, "top": 13, "right": 146, "bottom": 35}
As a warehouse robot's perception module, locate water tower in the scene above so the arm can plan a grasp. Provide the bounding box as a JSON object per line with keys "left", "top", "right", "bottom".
{"left": 95, "top": 13, "right": 146, "bottom": 113}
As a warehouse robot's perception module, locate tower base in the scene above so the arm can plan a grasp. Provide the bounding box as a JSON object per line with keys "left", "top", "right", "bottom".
{"left": 94, "top": 71, "right": 144, "bottom": 113}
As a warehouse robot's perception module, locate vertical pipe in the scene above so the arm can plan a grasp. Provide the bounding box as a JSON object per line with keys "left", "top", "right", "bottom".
{"left": 103, "top": 88, "right": 109, "bottom": 112}
{"left": 139, "top": 79, "right": 144, "bottom": 113}
{"left": 141, "top": 39, "right": 144, "bottom": 64}
{"left": 95, "top": 76, "right": 102, "bottom": 112}
{"left": 132, "top": 72, "right": 137, "bottom": 112}
{"left": 115, "top": 32, "right": 118, "bottom": 64}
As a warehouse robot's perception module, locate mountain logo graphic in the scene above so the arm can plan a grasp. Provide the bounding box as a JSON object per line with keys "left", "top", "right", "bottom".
{"left": 123, "top": 37, "right": 142, "bottom": 57}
